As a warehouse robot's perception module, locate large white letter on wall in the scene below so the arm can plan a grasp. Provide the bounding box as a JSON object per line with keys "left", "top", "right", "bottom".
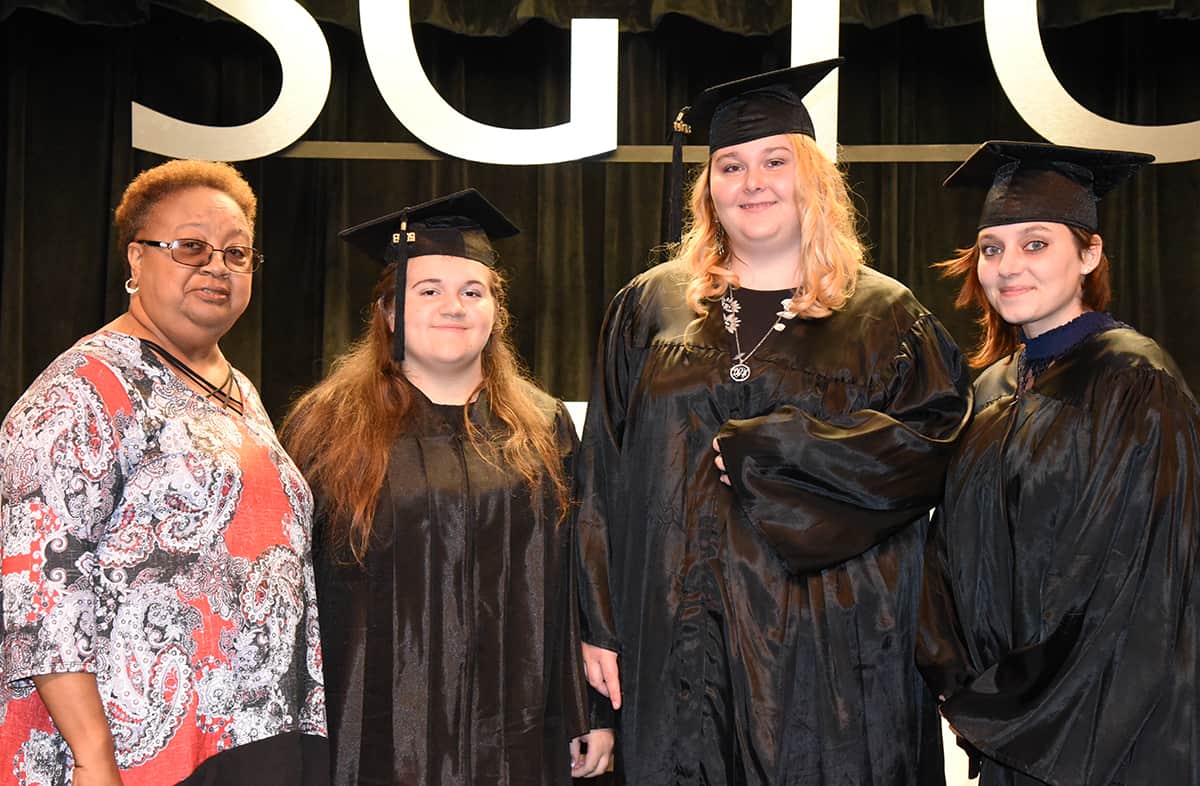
{"left": 359, "top": 1, "right": 618, "bottom": 165}
{"left": 132, "top": 0, "right": 331, "bottom": 162}
{"left": 791, "top": 0, "right": 840, "bottom": 162}
{"left": 986, "top": 0, "right": 1200, "bottom": 163}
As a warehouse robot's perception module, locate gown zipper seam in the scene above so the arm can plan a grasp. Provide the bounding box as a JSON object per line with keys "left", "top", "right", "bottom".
{"left": 456, "top": 434, "right": 477, "bottom": 785}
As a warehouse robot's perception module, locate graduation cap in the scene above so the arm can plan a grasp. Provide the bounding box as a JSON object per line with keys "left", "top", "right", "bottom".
{"left": 943, "top": 141, "right": 1154, "bottom": 233}
{"left": 339, "top": 188, "right": 519, "bottom": 362}
{"left": 667, "top": 58, "right": 843, "bottom": 243}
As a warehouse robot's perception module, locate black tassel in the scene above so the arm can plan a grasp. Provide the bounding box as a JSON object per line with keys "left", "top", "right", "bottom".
{"left": 387, "top": 215, "right": 412, "bottom": 363}
{"left": 667, "top": 107, "right": 691, "bottom": 245}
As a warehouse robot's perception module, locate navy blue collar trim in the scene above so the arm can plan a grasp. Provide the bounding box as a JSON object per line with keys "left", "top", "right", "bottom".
{"left": 1021, "top": 311, "right": 1117, "bottom": 362}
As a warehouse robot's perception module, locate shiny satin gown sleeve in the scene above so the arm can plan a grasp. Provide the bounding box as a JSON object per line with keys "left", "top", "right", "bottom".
{"left": 920, "top": 355, "right": 1200, "bottom": 785}
{"left": 716, "top": 313, "right": 973, "bottom": 574}
{"left": 573, "top": 285, "right": 638, "bottom": 653}
{"left": 552, "top": 403, "right": 616, "bottom": 734}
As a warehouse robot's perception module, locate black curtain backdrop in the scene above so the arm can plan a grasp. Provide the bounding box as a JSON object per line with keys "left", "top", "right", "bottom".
{"left": 3, "top": 3, "right": 1199, "bottom": 421}
{"left": 8, "top": 0, "right": 1200, "bottom": 32}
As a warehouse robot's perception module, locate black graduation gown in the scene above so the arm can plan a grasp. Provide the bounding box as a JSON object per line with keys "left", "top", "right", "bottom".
{"left": 918, "top": 327, "right": 1200, "bottom": 786}
{"left": 314, "top": 386, "right": 592, "bottom": 786}
{"left": 576, "top": 261, "right": 973, "bottom": 786}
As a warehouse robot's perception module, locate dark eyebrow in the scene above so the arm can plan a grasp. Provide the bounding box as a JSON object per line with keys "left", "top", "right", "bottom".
{"left": 173, "top": 222, "right": 250, "bottom": 241}
{"left": 977, "top": 224, "right": 1053, "bottom": 247}
{"left": 410, "top": 278, "right": 489, "bottom": 289}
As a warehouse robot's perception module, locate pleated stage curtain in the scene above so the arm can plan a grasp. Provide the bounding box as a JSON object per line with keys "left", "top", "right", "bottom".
{"left": 7, "top": 0, "right": 1200, "bottom": 33}
{"left": 3, "top": 4, "right": 1199, "bottom": 419}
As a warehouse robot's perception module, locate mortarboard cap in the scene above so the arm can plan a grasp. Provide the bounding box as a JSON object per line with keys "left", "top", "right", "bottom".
{"left": 338, "top": 188, "right": 519, "bottom": 362}
{"left": 943, "top": 141, "right": 1153, "bottom": 233}
{"left": 666, "top": 58, "right": 843, "bottom": 243}
{"left": 339, "top": 188, "right": 518, "bottom": 267}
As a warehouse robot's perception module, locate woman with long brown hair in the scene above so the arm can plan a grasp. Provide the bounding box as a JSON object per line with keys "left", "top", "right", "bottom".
{"left": 281, "top": 190, "right": 612, "bottom": 786}
{"left": 574, "top": 61, "right": 972, "bottom": 785}
{"left": 919, "top": 142, "right": 1200, "bottom": 786}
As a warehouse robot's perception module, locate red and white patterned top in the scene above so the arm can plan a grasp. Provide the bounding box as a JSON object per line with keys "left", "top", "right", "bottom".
{"left": 0, "top": 331, "right": 325, "bottom": 786}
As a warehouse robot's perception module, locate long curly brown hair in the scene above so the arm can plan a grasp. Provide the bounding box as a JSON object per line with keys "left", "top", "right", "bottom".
{"left": 280, "top": 262, "right": 569, "bottom": 565}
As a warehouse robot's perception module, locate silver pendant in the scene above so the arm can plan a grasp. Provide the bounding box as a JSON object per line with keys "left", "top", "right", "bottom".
{"left": 729, "top": 362, "right": 751, "bottom": 382}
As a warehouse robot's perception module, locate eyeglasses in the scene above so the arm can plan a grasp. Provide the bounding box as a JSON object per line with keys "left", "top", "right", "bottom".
{"left": 134, "top": 239, "right": 264, "bottom": 273}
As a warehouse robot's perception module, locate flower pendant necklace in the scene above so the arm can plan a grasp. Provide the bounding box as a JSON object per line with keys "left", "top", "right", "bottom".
{"left": 720, "top": 288, "right": 797, "bottom": 382}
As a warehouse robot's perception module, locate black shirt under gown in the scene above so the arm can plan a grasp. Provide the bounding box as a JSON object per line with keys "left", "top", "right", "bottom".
{"left": 918, "top": 315, "right": 1200, "bottom": 786}
{"left": 313, "top": 383, "right": 594, "bottom": 786}
{"left": 575, "top": 261, "right": 974, "bottom": 785}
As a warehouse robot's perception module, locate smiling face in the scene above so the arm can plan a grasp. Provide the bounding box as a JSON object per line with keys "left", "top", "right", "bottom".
{"left": 400, "top": 254, "right": 497, "bottom": 379}
{"left": 126, "top": 186, "right": 253, "bottom": 352}
{"left": 708, "top": 133, "right": 802, "bottom": 257}
{"left": 976, "top": 221, "right": 1102, "bottom": 338}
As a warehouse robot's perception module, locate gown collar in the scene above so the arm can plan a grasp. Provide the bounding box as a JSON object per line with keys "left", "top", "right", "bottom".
{"left": 1020, "top": 310, "right": 1118, "bottom": 362}
{"left": 402, "top": 376, "right": 492, "bottom": 434}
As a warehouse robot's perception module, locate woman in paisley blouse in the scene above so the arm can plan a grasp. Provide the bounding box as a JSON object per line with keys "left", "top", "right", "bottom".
{"left": 0, "top": 160, "right": 327, "bottom": 786}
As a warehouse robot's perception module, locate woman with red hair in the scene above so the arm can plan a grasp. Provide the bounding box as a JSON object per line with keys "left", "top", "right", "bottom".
{"left": 920, "top": 141, "right": 1200, "bottom": 786}
{"left": 283, "top": 190, "right": 612, "bottom": 786}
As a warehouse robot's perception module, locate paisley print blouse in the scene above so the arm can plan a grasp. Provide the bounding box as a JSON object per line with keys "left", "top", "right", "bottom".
{"left": 0, "top": 331, "right": 325, "bottom": 786}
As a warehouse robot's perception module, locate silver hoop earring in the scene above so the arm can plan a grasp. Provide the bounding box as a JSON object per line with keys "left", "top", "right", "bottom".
{"left": 124, "top": 277, "right": 139, "bottom": 295}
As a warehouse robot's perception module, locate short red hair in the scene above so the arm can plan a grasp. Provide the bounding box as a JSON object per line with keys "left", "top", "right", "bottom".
{"left": 114, "top": 159, "right": 256, "bottom": 249}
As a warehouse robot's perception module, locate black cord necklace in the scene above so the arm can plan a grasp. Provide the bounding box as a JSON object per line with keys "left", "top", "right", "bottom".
{"left": 141, "top": 338, "right": 244, "bottom": 416}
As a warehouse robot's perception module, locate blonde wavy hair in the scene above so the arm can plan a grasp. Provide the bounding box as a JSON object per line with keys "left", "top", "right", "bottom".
{"left": 680, "top": 133, "right": 864, "bottom": 318}
{"left": 280, "top": 262, "right": 569, "bottom": 565}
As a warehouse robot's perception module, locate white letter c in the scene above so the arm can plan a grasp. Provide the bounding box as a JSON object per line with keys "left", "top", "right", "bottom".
{"left": 986, "top": 0, "right": 1200, "bottom": 163}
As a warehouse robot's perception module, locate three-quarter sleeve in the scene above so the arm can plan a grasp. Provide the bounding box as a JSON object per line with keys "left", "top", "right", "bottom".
{"left": 1, "top": 355, "right": 127, "bottom": 685}
{"left": 717, "top": 314, "right": 972, "bottom": 574}
{"left": 551, "top": 401, "right": 617, "bottom": 732}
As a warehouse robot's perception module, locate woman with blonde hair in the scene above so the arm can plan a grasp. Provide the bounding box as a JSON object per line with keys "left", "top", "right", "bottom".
{"left": 282, "top": 190, "right": 612, "bottom": 786}
{"left": 574, "top": 60, "right": 972, "bottom": 785}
